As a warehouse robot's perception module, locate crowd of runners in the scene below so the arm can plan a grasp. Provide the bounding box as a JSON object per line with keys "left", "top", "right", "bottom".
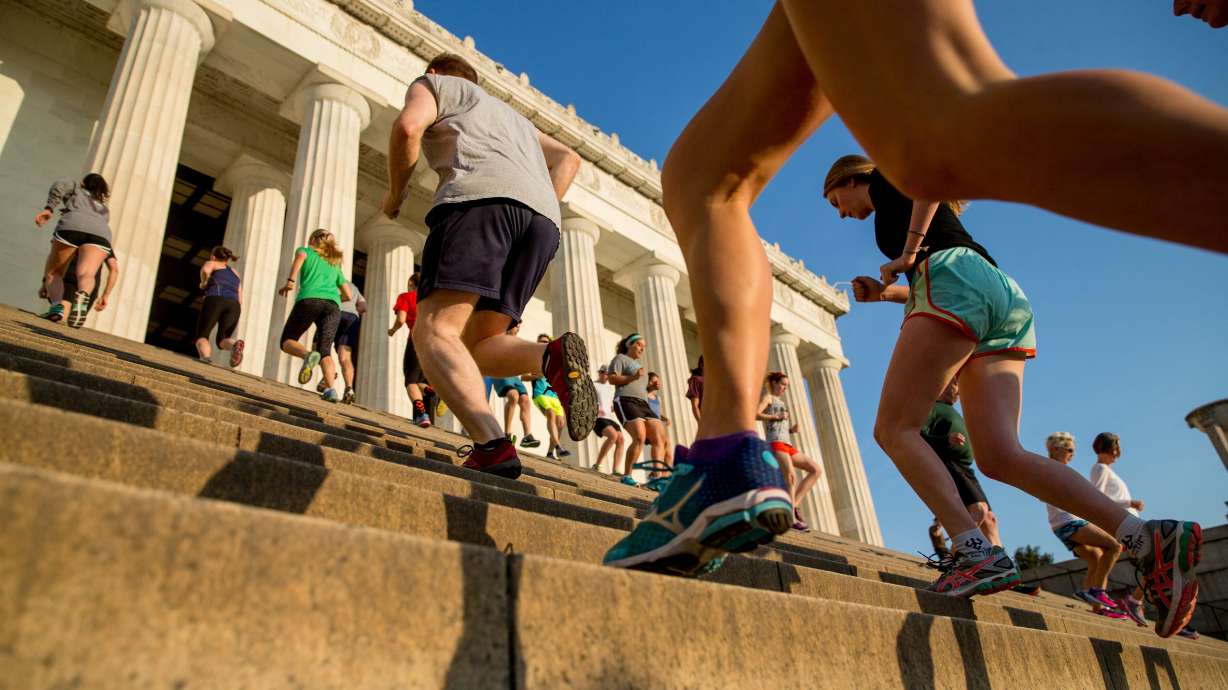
{"left": 27, "top": 1, "right": 1228, "bottom": 642}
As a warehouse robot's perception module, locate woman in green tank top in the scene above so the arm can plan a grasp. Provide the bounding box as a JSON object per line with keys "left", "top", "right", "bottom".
{"left": 277, "top": 229, "right": 351, "bottom": 401}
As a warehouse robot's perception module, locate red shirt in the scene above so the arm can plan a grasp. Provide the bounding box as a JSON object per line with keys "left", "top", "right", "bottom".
{"left": 394, "top": 291, "right": 418, "bottom": 329}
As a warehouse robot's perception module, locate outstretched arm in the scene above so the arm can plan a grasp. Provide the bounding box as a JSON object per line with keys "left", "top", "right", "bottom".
{"left": 537, "top": 131, "right": 582, "bottom": 201}
{"left": 278, "top": 250, "right": 307, "bottom": 297}
{"left": 383, "top": 80, "right": 439, "bottom": 219}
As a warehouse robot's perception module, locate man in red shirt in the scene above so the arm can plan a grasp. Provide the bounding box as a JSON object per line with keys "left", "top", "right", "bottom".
{"left": 387, "top": 273, "right": 430, "bottom": 427}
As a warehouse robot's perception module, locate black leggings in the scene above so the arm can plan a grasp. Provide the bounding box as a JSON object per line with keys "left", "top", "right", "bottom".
{"left": 280, "top": 298, "right": 341, "bottom": 355}
{"left": 195, "top": 296, "right": 241, "bottom": 342}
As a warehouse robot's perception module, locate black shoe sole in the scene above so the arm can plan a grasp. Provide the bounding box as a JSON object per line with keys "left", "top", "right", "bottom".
{"left": 481, "top": 459, "right": 523, "bottom": 480}
{"left": 700, "top": 507, "right": 794, "bottom": 555}
{"left": 553, "top": 333, "right": 598, "bottom": 442}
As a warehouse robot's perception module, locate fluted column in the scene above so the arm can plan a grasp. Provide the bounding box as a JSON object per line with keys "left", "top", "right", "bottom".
{"left": 266, "top": 81, "right": 371, "bottom": 382}
{"left": 87, "top": 0, "right": 216, "bottom": 339}
{"left": 770, "top": 329, "right": 839, "bottom": 534}
{"left": 355, "top": 218, "right": 415, "bottom": 418}
{"left": 213, "top": 154, "right": 289, "bottom": 375}
{"left": 550, "top": 215, "right": 607, "bottom": 467}
{"left": 804, "top": 355, "right": 884, "bottom": 546}
{"left": 626, "top": 262, "right": 697, "bottom": 447}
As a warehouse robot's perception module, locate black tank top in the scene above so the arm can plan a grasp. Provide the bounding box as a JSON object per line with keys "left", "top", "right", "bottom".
{"left": 869, "top": 170, "right": 995, "bottom": 277}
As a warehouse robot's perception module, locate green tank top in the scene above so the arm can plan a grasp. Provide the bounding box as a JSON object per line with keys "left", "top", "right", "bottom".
{"left": 295, "top": 246, "right": 346, "bottom": 305}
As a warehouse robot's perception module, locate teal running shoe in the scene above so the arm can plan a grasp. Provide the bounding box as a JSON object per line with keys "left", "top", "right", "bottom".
{"left": 298, "top": 351, "right": 321, "bottom": 385}
{"left": 619, "top": 475, "right": 638, "bottom": 487}
{"left": 602, "top": 434, "right": 792, "bottom": 577}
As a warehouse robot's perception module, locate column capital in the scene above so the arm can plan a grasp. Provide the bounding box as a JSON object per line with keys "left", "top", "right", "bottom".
{"left": 281, "top": 74, "right": 374, "bottom": 131}
{"left": 214, "top": 153, "right": 290, "bottom": 196}
{"left": 357, "top": 214, "right": 414, "bottom": 248}
{"left": 108, "top": 0, "right": 229, "bottom": 59}
{"left": 615, "top": 258, "right": 681, "bottom": 288}
{"left": 770, "top": 325, "right": 801, "bottom": 348}
{"left": 802, "top": 347, "right": 849, "bottom": 372}
{"left": 560, "top": 215, "right": 602, "bottom": 243}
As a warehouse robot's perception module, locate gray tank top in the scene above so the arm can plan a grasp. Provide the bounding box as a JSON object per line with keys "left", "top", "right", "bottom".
{"left": 764, "top": 396, "right": 790, "bottom": 443}
{"left": 416, "top": 74, "right": 562, "bottom": 229}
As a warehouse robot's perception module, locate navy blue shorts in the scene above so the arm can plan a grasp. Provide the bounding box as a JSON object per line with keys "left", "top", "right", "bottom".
{"left": 335, "top": 312, "right": 360, "bottom": 350}
{"left": 420, "top": 198, "right": 559, "bottom": 323}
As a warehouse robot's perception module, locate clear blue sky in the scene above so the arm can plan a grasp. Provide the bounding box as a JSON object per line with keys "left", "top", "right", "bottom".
{"left": 417, "top": 1, "right": 1228, "bottom": 559}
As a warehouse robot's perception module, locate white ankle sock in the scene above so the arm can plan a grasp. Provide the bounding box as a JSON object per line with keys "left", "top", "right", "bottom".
{"left": 952, "top": 528, "right": 993, "bottom": 559}
{"left": 1115, "top": 514, "right": 1151, "bottom": 559}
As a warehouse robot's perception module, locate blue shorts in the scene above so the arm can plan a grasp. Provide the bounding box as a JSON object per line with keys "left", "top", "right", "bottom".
{"left": 1053, "top": 519, "right": 1090, "bottom": 552}
{"left": 492, "top": 376, "right": 527, "bottom": 397}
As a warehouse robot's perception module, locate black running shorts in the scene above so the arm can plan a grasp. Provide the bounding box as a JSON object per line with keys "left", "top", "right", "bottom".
{"left": 281, "top": 298, "right": 341, "bottom": 356}
{"left": 196, "top": 295, "right": 241, "bottom": 342}
{"left": 942, "top": 458, "right": 990, "bottom": 508}
{"left": 614, "top": 396, "right": 658, "bottom": 424}
{"left": 593, "top": 417, "right": 621, "bottom": 437}
{"left": 334, "top": 312, "right": 361, "bottom": 350}
{"left": 52, "top": 229, "right": 113, "bottom": 254}
{"left": 420, "top": 198, "right": 560, "bottom": 323}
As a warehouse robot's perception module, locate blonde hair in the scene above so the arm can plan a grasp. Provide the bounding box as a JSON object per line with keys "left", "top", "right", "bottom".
{"left": 308, "top": 229, "right": 343, "bottom": 266}
{"left": 823, "top": 154, "right": 966, "bottom": 215}
{"left": 1045, "top": 431, "right": 1075, "bottom": 450}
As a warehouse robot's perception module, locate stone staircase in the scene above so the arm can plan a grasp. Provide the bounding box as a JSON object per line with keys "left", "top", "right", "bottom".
{"left": 1, "top": 302, "right": 1225, "bottom": 689}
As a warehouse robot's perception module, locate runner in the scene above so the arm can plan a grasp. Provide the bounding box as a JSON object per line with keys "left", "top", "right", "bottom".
{"left": 486, "top": 324, "right": 540, "bottom": 447}
{"left": 388, "top": 274, "right": 431, "bottom": 427}
{"left": 34, "top": 174, "right": 115, "bottom": 327}
{"left": 530, "top": 335, "right": 569, "bottom": 460}
{"left": 277, "top": 229, "right": 349, "bottom": 402}
{"left": 317, "top": 280, "right": 364, "bottom": 403}
{"left": 646, "top": 372, "right": 674, "bottom": 467}
{"left": 1089, "top": 432, "right": 1150, "bottom": 627}
{"left": 43, "top": 252, "right": 120, "bottom": 326}
{"left": 605, "top": 0, "right": 1218, "bottom": 600}
{"left": 195, "top": 246, "right": 244, "bottom": 367}
{"left": 607, "top": 334, "right": 670, "bottom": 489}
{"left": 823, "top": 154, "right": 1198, "bottom": 632}
{"left": 1044, "top": 432, "right": 1130, "bottom": 620}
{"left": 686, "top": 355, "right": 704, "bottom": 423}
{"left": 758, "top": 372, "right": 822, "bottom": 531}
{"left": 593, "top": 365, "right": 628, "bottom": 480}
{"left": 921, "top": 378, "right": 1000, "bottom": 548}
{"left": 382, "top": 53, "right": 594, "bottom": 479}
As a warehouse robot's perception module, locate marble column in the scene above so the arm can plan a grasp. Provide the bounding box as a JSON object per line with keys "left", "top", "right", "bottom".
{"left": 213, "top": 154, "right": 289, "bottom": 375}
{"left": 355, "top": 218, "right": 415, "bottom": 418}
{"left": 626, "top": 262, "right": 697, "bottom": 448}
{"left": 550, "top": 215, "right": 607, "bottom": 468}
{"left": 87, "top": 0, "right": 216, "bottom": 340}
{"left": 1187, "top": 399, "right": 1228, "bottom": 473}
{"left": 769, "top": 329, "right": 840, "bottom": 534}
{"left": 266, "top": 81, "right": 371, "bottom": 382}
{"left": 804, "top": 354, "right": 884, "bottom": 546}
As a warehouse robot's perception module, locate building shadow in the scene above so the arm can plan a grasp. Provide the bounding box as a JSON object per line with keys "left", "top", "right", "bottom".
{"left": 197, "top": 434, "right": 327, "bottom": 514}
{"left": 1004, "top": 607, "right": 1049, "bottom": 631}
{"left": 1141, "top": 646, "right": 1181, "bottom": 690}
{"left": 1091, "top": 638, "right": 1129, "bottom": 689}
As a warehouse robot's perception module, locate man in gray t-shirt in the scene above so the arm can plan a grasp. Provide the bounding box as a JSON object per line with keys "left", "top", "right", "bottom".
{"left": 381, "top": 53, "right": 597, "bottom": 478}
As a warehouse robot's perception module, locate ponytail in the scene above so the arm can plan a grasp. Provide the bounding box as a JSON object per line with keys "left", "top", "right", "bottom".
{"left": 308, "top": 229, "right": 343, "bottom": 266}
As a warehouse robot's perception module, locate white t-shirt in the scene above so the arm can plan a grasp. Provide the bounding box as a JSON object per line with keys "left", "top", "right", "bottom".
{"left": 1046, "top": 503, "right": 1082, "bottom": 531}
{"left": 1090, "top": 462, "right": 1138, "bottom": 516}
{"left": 594, "top": 381, "right": 617, "bottom": 422}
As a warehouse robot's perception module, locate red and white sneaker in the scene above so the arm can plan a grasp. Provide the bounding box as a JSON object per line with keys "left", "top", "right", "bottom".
{"left": 229, "top": 339, "right": 245, "bottom": 368}
{"left": 1136, "top": 519, "right": 1202, "bottom": 638}
{"left": 542, "top": 332, "right": 597, "bottom": 441}
{"left": 928, "top": 546, "right": 1020, "bottom": 598}
{"left": 458, "top": 439, "right": 522, "bottom": 480}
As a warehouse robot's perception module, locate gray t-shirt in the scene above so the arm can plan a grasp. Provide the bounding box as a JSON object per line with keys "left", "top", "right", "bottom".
{"left": 608, "top": 354, "right": 648, "bottom": 401}
{"left": 763, "top": 396, "right": 790, "bottom": 443}
{"left": 415, "top": 74, "right": 562, "bottom": 229}
{"left": 46, "top": 178, "right": 112, "bottom": 242}
{"left": 339, "top": 282, "right": 363, "bottom": 315}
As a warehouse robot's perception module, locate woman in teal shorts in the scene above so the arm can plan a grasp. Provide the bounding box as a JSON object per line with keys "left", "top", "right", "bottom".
{"left": 823, "top": 155, "right": 1199, "bottom": 634}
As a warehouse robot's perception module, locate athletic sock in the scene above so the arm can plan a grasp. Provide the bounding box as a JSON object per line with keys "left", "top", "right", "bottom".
{"left": 690, "top": 431, "right": 758, "bottom": 462}
{"left": 952, "top": 528, "right": 993, "bottom": 561}
{"left": 413, "top": 400, "right": 426, "bottom": 414}
{"left": 1115, "top": 514, "right": 1151, "bottom": 560}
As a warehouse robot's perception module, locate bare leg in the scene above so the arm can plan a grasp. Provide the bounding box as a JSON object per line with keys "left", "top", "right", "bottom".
{"left": 1073, "top": 545, "right": 1103, "bottom": 609}
{"left": 661, "top": 4, "right": 834, "bottom": 441}
{"left": 792, "top": 452, "right": 821, "bottom": 505}
{"left": 282, "top": 338, "right": 309, "bottom": 358}
{"left": 873, "top": 318, "right": 979, "bottom": 536}
{"left": 195, "top": 337, "right": 212, "bottom": 359}
{"left": 518, "top": 394, "right": 533, "bottom": 437}
{"left": 406, "top": 383, "right": 424, "bottom": 405}
{"left": 319, "top": 356, "right": 338, "bottom": 391}
{"left": 463, "top": 311, "right": 547, "bottom": 376}
{"left": 338, "top": 347, "right": 356, "bottom": 389}
{"left": 960, "top": 356, "right": 1131, "bottom": 534}
{"left": 623, "top": 420, "right": 647, "bottom": 475}
{"left": 413, "top": 289, "right": 504, "bottom": 443}
{"left": 502, "top": 391, "right": 519, "bottom": 435}
{"left": 42, "top": 241, "right": 76, "bottom": 304}
{"left": 966, "top": 502, "right": 1001, "bottom": 547}
{"left": 780, "top": 0, "right": 1228, "bottom": 253}
{"left": 73, "top": 245, "right": 108, "bottom": 295}
{"left": 776, "top": 450, "right": 797, "bottom": 502}
{"left": 544, "top": 409, "right": 560, "bottom": 454}
{"left": 1071, "top": 523, "right": 1122, "bottom": 590}
{"left": 645, "top": 420, "right": 667, "bottom": 465}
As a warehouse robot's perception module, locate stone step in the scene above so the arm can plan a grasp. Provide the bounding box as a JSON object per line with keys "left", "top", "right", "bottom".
{"left": 5, "top": 463, "right": 1227, "bottom": 688}
{"left": 5, "top": 398, "right": 1220, "bottom": 660}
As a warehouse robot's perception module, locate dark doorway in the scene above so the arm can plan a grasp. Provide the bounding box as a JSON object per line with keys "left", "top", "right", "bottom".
{"left": 144, "top": 165, "right": 230, "bottom": 356}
